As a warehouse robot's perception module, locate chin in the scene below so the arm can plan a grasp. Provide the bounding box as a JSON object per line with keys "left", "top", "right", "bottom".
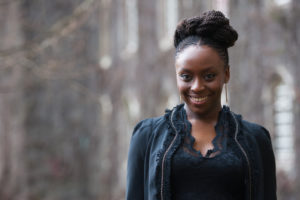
{"left": 184, "top": 98, "right": 221, "bottom": 117}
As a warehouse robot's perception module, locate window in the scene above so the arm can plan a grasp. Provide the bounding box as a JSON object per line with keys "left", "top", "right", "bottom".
{"left": 273, "top": 82, "right": 295, "bottom": 175}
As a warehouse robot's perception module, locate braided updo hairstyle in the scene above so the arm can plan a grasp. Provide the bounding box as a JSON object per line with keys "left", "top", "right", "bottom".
{"left": 174, "top": 10, "right": 238, "bottom": 67}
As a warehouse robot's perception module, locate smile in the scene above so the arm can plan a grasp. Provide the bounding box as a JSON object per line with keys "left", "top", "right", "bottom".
{"left": 189, "top": 96, "right": 208, "bottom": 103}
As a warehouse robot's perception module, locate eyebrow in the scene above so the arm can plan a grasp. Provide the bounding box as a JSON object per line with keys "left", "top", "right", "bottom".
{"left": 178, "top": 68, "right": 192, "bottom": 73}
{"left": 178, "top": 66, "right": 216, "bottom": 73}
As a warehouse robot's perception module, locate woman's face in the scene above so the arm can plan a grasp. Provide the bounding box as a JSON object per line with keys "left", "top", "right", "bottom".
{"left": 175, "top": 45, "right": 230, "bottom": 118}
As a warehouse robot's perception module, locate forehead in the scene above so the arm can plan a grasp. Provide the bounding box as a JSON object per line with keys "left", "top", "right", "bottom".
{"left": 175, "top": 45, "right": 223, "bottom": 70}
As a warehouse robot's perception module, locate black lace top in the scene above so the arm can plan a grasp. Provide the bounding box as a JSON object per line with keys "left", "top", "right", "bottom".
{"left": 170, "top": 106, "right": 245, "bottom": 200}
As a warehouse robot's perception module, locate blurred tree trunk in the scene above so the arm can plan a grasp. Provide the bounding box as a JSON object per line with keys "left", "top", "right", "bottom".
{"left": 229, "top": 0, "right": 266, "bottom": 124}
{"left": 290, "top": 0, "right": 300, "bottom": 197}
{"left": 0, "top": 1, "right": 27, "bottom": 199}
{"left": 20, "top": 0, "right": 102, "bottom": 199}
{"left": 178, "top": 0, "right": 211, "bottom": 19}
{"left": 137, "top": 0, "right": 160, "bottom": 116}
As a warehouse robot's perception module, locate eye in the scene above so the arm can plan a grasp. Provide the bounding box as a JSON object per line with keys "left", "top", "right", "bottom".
{"left": 203, "top": 73, "right": 216, "bottom": 81}
{"left": 179, "top": 73, "right": 192, "bottom": 81}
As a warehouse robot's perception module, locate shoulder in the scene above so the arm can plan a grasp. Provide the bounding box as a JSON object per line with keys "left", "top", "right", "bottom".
{"left": 130, "top": 104, "right": 183, "bottom": 144}
{"left": 133, "top": 115, "right": 166, "bottom": 130}
{"left": 229, "top": 110, "right": 271, "bottom": 143}
{"left": 232, "top": 114, "right": 275, "bottom": 160}
{"left": 128, "top": 115, "right": 168, "bottom": 159}
{"left": 131, "top": 115, "right": 167, "bottom": 141}
{"left": 240, "top": 119, "right": 271, "bottom": 141}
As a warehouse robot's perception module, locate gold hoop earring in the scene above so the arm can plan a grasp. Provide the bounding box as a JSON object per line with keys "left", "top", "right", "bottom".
{"left": 225, "top": 84, "right": 228, "bottom": 104}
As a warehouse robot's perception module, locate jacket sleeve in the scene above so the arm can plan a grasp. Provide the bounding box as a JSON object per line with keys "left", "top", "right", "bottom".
{"left": 126, "top": 119, "right": 152, "bottom": 200}
{"left": 259, "top": 127, "right": 277, "bottom": 199}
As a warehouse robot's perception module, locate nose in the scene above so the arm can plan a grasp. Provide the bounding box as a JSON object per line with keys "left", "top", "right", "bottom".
{"left": 191, "top": 78, "right": 205, "bottom": 92}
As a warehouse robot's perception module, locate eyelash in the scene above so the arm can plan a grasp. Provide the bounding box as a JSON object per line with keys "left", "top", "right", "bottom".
{"left": 204, "top": 73, "right": 216, "bottom": 81}
{"left": 179, "top": 74, "right": 192, "bottom": 81}
{"left": 179, "top": 73, "right": 216, "bottom": 82}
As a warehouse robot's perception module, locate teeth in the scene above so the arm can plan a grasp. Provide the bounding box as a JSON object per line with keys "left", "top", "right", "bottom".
{"left": 190, "top": 96, "right": 208, "bottom": 102}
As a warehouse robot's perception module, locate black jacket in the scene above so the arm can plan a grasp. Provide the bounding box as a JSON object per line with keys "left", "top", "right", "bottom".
{"left": 126, "top": 104, "right": 277, "bottom": 200}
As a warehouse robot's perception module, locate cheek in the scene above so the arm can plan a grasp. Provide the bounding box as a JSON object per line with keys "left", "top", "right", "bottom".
{"left": 176, "top": 75, "right": 180, "bottom": 87}
{"left": 176, "top": 76, "right": 182, "bottom": 89}
{"left": 176, "top": 78, "right": 188, "bottom": 92}
{"left": 206, "top": 79, "right": 224, "bottom": 92}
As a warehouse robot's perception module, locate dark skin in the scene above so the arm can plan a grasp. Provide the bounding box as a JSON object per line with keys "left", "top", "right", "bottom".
{"left": 175, "top": 45, "right": 230, "bottom": 156}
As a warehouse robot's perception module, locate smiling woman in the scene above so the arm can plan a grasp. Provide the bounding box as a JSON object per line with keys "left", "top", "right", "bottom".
{"left": 126, "top": 10, "right": 277, "bottom": 200}
{"left": 175, "top": 45, "right": 229, "bottom": 122}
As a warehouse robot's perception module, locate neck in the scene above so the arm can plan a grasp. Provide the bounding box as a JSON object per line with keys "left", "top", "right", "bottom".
{"left": 184, "top": 103, "right": 222, "bottom": 125}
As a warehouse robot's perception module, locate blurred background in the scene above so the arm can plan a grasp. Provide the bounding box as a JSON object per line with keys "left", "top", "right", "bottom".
{"left": 0, "top": 0, "right": 299, "bottom": 199}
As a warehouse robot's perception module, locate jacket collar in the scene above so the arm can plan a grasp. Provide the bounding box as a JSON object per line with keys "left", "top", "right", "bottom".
{"left": 166, "top": 104, "right": 238, "bottom": 138}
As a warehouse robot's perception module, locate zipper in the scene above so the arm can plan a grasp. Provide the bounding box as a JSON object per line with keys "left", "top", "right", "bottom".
{"left": 230, "top": 112, "right": 252, "bottom": 200}
{"left": 160, "top": 109, "right": 178, "bottom": 200}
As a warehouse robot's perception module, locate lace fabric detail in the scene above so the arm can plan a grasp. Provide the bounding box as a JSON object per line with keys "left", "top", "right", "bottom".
{"left": 181, "top": 106, "right": 230, "bottom": 158}
{"left": 170, "top": 106, "right": 245, "bottom": 199}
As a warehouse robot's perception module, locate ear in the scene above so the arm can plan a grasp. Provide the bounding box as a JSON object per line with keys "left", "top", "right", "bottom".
{"left": 224, "top": 65, "right": 230, "bottom": 83}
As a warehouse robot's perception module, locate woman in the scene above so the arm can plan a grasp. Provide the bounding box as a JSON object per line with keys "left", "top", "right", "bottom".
{"left": 126, "top": 10, "right": 276, "bottom": 200}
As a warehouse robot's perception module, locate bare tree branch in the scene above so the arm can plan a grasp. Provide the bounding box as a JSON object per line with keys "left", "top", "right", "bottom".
{"left": 0, "top": 0, "right": 98, "bottom": 57}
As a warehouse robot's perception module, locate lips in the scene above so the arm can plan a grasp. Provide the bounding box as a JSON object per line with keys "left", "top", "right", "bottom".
{"left": 189, "top": 95, "right": 208, "bottom": 104}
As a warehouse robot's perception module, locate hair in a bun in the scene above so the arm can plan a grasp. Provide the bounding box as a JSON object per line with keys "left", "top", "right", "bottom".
{"left": 174, "top": 10, "right": 238, "bottom": 66}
